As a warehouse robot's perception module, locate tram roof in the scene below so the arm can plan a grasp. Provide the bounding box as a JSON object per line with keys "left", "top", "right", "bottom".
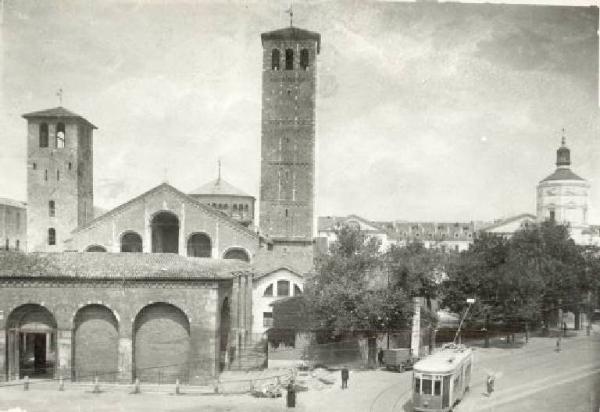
{"left": 413, "top": 345, "right": 473, "bottom": 374}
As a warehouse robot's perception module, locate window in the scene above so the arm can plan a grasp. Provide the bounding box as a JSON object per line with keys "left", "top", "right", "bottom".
{"left": 15, "top": 240, "right": 20, "bottom": 251}
{"left": 271, "top": 49, "right": 280, "bottom": 70}
{"left": 277, "top": 280, "right": 290, "bottom": 296}
{"left": 434, "top": 380, "right": 441, "bottom": 396}
{"left": 549, "top": 210, "right": 555, "bottom": 221}
{"left": 285, "top": 209, "right": 289, "bottom": 217}
{"left": 48, "top": 228, "right": 56, "bottom": 245}
{"left": 16, "top": 212, "right": 20, "bottom": 230}
{"left": 56, "top": 169, "right": 60, "bottom": 181}
{"left": 422, "top": 379, "right": 432, "bottom": 395}
{"left": 263, "top": 312, "right": 273, "bottom": 328}
{"left": 264, "top": 284, "right": 273, "bottom": 296}
{"left": 415, "top": 378, "right": 421, "bottom": 394}
{"left": 294, "top": 284, "right": 302, "bottom": 295}
{"left": 44, "top": 170, "right": 48, "bottom": 181}
{"left": 56, "top": 123, "right": 66, "bottom": 148}
{"left": 244, "top": 204, "right": 248, "bottom": 211}
{"left": 233, "top": 204, "right": 238, "bottom": 211}
{"left": 285, "top": 48, "right": 294, "bottom": 70}
{"left": 39, "top": 123, "right": 49, "bottom": 147}
{"left": 300, "top": 49, "right": 309, "bottom": 70}
{"left": 68, "top": 162, "right": 72, "bottom": 170}
{"left": 5, "top": 238, "right": 8, "bottom": 251}
{"left": 32, "top": 163, "right": 37, "bottom": 170}
{"left": 49, "top": 200, "right": 55, "bottom": 217}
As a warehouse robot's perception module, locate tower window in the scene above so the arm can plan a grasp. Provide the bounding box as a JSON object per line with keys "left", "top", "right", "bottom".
{"left": 285, "top": 49, "right": 294, "bottom": 70}
{"left": 56, "top": 123, "right": 66, "bottom": 148}
{"left": 285, "top": 208, "right": 289, "bottom": 217}
{"left": 32, "top": 162, "right": 37, "bottom": 170}
{"left": 271, "top": 49, "right": 280, "bottom": 70}
{"left": 39, "top": 123, "right": 49, "bottom": 147}
{"left": 300, "top": 49, "right": 309, "bottom": 70}
{"left": 56, "top": 169, "right": 60, "bottom": 181}
{"left": 5, "top": 238, "right": 8, "bottom": 251}
{"left": 44, "top": 170, "right": 48, "bottom": 181}
{"left": 68, "top": 162, "right": 72, "bottom": 170}
{"left": 15, "top": 240, "right": 20, "bottom": 251}
{"left": 549, "top": 210, "right": 556, "bottom": 221}
{"left": 49, "top": 200, "right": 55, "bottom": 217}
{"left": 48, "top": 228, "right": 56, "bottom": 246}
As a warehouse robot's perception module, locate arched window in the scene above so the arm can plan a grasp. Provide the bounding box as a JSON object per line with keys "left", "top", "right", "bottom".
{"left": 56, "top": 123, "right": 66, "bottom": 148}
{"left": 49, "top": 200, "right": 55, "bottom": 217}
{"left": 233, "top": 204, "right": 238, "bottom": 212}
{"left": 39, "top": 123, "right": 49, "bottom": 147}
{"left": 294, "top": 284, "right": 302, "bottom": 295}
{"left": 300, "top": 49, "right": 309, "bottom": 70}
{"left": 121, "top": 232, "right": 143, "bottom": 253}
{"left": 264, "top": 284, "right": 273, "bottom": 297}
{"left": 285, "top": 49, "right": 294, "bottom": 70}
{"left": 277, "top": 280, "right": 290, "bottom": 296}
{"left": 271, "top": 49, "right": 280, "bottom": 70}
{"left": 86, "top": 245, "right": 107, "bottom": 252}
{"left": 48, "top": 228, "right": 56, "bottom": 245}
{"left": 187, "top": 233, "right": 211, "bottom": 258}
{"left": 223, "top": 248, "right": 250, "bottom": 262}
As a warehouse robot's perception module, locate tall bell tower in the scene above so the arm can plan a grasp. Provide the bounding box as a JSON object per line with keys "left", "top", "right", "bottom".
{"left": 23, "top": 106, "right": 96, "bottom": 252}
{"left": 259, "top": 24, "right": 320, "bottom": 271}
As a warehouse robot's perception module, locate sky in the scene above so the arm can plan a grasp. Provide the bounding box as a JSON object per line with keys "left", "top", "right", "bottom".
{"left": 1, "top": 0, "right": 599, "bottom": 223}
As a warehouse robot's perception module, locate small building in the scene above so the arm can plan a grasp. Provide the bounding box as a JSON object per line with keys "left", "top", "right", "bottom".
{"left": 0, "top": 198, "right": 26, "bottom": 252}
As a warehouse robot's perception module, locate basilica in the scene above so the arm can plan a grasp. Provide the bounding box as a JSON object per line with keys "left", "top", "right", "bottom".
{"left": 0, "top": 25, "right": 321, "bottom": 383}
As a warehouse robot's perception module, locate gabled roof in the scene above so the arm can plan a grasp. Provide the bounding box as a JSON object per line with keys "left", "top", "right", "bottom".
{"left": 22, "top": 106, "right": 98, "bottom": 129}
{"left": 0, "top": 197, "right": 26, "bottom": 209}
{"left": 0, "top": 251, "right": 251, "bottom": 280}
{"left": 252, "top": 265, "right": 304, "bottom": 280}
{"left": 261, "top": 27, "right": 321, "bottom": 53}
{"left": 540, "top": 168, "right": 585, "bottom": 182}
{"left": 72, "top": 182, "right": 259, "bottom": 239}
{"left": 189, "top": 178, "right": 253, "bottom": 198}
{"left": 480, "top": 213, "right": 536, "bottom": 232}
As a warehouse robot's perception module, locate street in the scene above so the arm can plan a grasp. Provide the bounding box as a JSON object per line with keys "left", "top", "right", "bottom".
{"left": 0, "top": 328, "right": 597, "bottom": 412}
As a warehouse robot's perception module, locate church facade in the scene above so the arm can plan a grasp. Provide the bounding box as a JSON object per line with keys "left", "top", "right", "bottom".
{"left": 1, "top": 23, "right": 322, "bottom": 382}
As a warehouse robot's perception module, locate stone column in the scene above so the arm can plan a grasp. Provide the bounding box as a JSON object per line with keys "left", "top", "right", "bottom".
{"left": 0, "top": 331, "right": 6, "bottom": 382}
{"left": 143, "top": 205, "right": 151, "bottom": 253}
{"left": 56, "top": 329, "right": 72, "bottom": 380}
{"left": 118, "top": 321, "right": 133, "bottom": 383}
{"left": 7, "top": 330, "right": 18, "bottom": 380}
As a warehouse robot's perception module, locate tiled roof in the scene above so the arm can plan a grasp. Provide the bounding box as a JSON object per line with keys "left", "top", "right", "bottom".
{"left": 261, "top": 27, "right": 321, "bottom": 53}
{"left": 540, "top": 168, "right": 584, "bottom": 182}
{"left": 22, "top": 106, "right": 98, "bottom": 129}
{"left": 0, "top": 252, "right": 251, "bottom": 280}
{"left": 0, "top": 197, "right": 26, "bottom": 209}
{"left": 189, "top": 178, "right": 253, "bottom": 198}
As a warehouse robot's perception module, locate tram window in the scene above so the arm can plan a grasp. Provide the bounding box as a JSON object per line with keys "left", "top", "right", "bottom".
{"left": 434, "top": 381, "right": 441, "bottom": 396}
{"left": 422, "top": 379, "right": 432, "bottom": 395}
{"left": 415, "top": 378, "right": 421, "bottom": 394}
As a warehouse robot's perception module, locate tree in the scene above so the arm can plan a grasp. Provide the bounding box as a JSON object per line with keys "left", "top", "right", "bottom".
{"left": 304, "top": 226, "right": 413, "bottom": 338}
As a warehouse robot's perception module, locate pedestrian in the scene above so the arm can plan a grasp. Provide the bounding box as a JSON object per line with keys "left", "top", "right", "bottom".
{"left": 556, "top": 336, "right": 561, "bottom": 352}
{"left": 286, "top": 380, "right": 296, "bottom": 408}
{"left": 563, "top": 322, "right": 567, "bottom": 337}
{"left": 341, "top": 366, "right": 349, "bottom": 389}
{"left": 377, "top": 348, "right": 384, "bottom": 367}
{"left": 486, "top": 374, "right": 495, "bottom": 396}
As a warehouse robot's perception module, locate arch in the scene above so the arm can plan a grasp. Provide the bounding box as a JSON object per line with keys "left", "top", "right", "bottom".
{"left": 121, "top": 231, "right": 143, "bottom": 253}
{"left": 56, "top": 122, "right": 66, "bottom": 148}
{"left": 187, "top": 232, "right": 212, "bottom": 258}
{"left": 39, "top": 123, "right": 49, "bottom": 148}
{"left": 6, "top": 304, "right": 57, "bottom": 379}
{"left": 223, "top": 247, "right": 250, "bottom": 262}
{"left": 85, "top": 245, "right": 107, "bottom": 252}
{"left": 73, "top": 304, "right": 119, "bottom": 382}
{"left": 271, "top": 48, "right": 280, "bottom": 70}
{"left": 219, "top": 298, "right": 230, "bottom": 371}
{"left": 133, "top": 302, "right": 191, "bottom": 383}
{"left": 285, "top": 48, "right": 294, "bottom": 70}
{"left": 151, "top": 211, "right": 179, "bottom": 254}
{"left": 300, "top": 48, "right": 309, "bottom": 70}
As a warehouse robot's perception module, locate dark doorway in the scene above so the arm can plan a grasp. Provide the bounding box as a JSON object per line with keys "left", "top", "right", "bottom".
{"left": 151, "top": 212, "right": 179, "bottom": 253}
{"left": 121, "top": 232, "right": 143, "bottom": 253}
{"left": 187, "top": 233, "right": 211, "bottom": 257}
{"left": 19, "top": 333, "right": 49, "bottom": 377}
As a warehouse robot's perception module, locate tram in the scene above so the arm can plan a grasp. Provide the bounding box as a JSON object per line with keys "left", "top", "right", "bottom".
{"left": 412, "top": 343, "right": 473, "bottom": 412}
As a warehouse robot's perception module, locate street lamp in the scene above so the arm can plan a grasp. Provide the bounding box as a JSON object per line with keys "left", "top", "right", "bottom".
{"left": 453, "top": 298, "right": 476, "bottom": 345}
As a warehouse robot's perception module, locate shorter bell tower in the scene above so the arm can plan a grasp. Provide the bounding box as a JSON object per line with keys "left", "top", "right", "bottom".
{"left": 23, "top": 107, "right": 97, "bottom": 252}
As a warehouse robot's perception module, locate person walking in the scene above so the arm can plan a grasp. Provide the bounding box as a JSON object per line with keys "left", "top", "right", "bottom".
{"left": 341, "top": 367, "right": 349, "bottom": 389}
{"left": 377, "top": 348, "right": 384, "bottom": 368}
{"left": 556, "top": 335, "right": 561, "bottom": 352}
{"left": 486, "top": 374, "right": 495, "bottom": 396}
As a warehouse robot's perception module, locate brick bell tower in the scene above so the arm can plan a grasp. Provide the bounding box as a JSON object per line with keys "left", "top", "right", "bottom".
{"left": 23, "top": 106, "right": 96, "bottom": 252}
{"left": 259, "top": 23, "right": 320, "bottom": 271}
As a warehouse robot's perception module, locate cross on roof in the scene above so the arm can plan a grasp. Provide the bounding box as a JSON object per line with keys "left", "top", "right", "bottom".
{"left": 56, "top": 88, "right": 63, "bottom": 105}
{"left": 287, "top": 3, "right": 293, "bottom": 27}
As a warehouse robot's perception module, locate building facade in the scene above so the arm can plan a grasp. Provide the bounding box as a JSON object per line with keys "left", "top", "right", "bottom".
{"left": 0, "top": 198, "right": 26, "bottom": 252}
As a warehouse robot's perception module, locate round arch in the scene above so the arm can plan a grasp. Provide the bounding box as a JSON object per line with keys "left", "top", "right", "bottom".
{"left": 187, "top": 232, "right": 212, "bottom": 258}
{"left": 151, "top": 211, "right": 179, "bottom": 254}
{"left": 85, "top": 245, "right": 107, "bottom": 252}
{"left": 120, "top": 231, "right": 143, "bottom": 253}
{"left": 133, "top": 302, "right": 191, "bottom": 383}
{"left": 73, "top": 304, "right": 119, "bottom": 382}
{"left": 222, "top": 247, "right": 250, "bottom": 262}
{"left": 6, "top": 304, "right": 57, "bottom": 379}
